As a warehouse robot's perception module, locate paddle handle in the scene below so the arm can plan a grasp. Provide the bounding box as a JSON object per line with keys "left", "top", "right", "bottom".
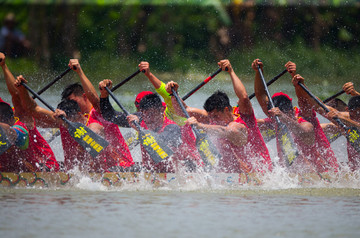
{"left": 298, "top": 82, "right": 347, "bottom": 130}
{"left": 248, "top": 69, "right": 288, "bottom": 100}
{"left": 111, "top": 69, "right": 144, "bottom": 92}
{"left": 182, "top": 68, "right": 223, "bottom": 101}
{"left": 323, "top": 90, "right": 345, "bottom": 103}
{"left": 257, "top": 64, "right": 282, "bottom": 125}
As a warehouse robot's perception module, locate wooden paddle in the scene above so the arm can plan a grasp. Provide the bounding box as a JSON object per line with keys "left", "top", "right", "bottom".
{"left": 111, "top": 69, "right": 145, "bottom": 92}
{"left": 0, "top": 126, "right": 12, "bottom": 155}
{"left": 257, "top": 63, "right": 299, "bottom": 166}
{"left": 182, "top": 68, "right": 224, "bottom": 101}
{"left": 171, "top": 87, "right": 222, "bottom": 169}
{"left": 323, "top": 90, "right": 345, "bottom": 104}
{"left": 298, "top": 82, "right": 360, "bottom": 153}
{"left": 21, "top": 82, "right": 109, "bottom": 158}
{"left": 105, "top": 87, "right": 173, "bottom": 163}
{"left": 33, "top": 67, "right": 72, "bottom": 99}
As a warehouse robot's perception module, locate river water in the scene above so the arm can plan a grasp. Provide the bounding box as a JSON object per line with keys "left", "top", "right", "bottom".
{"left": 1, "top": 70, "right": 359, "bottom": 237}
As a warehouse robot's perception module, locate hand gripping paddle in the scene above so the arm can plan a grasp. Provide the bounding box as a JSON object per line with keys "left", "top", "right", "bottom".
{"left": 298, "top": 82, "right": 360, "bottom": 153}
{"left": 21, "top": 82, "right": 109, "bottom": 158}
{"left": 171, "top": 87, "right": 222, "bottom": 169}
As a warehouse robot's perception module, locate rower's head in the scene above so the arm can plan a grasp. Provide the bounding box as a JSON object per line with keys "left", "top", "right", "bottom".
{"left": 270, "top": 92, "right": 294, "bottom": 115}
{"left": 326, "top": 98, "right": 348, "bottom": 112}
{"left": 61, "top": 83, "right": 92, "bottom": 114}
{"left": 0, "top": 98, "right": 15, "bottom": 126}
{"left": 204, "top": 91, "right": 233, "bottom": 125}
{"left": 57, "top": 99, "right": 83, "bottom": 122}
{"left": 348, "top": 96, "right": 360, "bottom": 120}
{"left": 135, "top": 91, "right": 154, "bottom": 111}
{"left": 138, "top": 93, "right": 165, "bottom": 130}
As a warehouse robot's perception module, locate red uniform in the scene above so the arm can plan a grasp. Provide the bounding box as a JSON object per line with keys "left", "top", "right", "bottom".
{"left": 233, "top": 107, "right": 273, "bottom": 172}
{"left": 212, "top": 109, "right": 271, "bottom": 173}
{"left": 28, "top": 121, "right": 59, "bottom": 171}
{"left": 90, "top": 108, "right": 134, "bottom": 168}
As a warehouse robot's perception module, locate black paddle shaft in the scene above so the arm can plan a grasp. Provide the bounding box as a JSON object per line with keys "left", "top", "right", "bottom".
{"left": 323, "top": 90, "right": 345, "bottom": 104}
{"left": 248, "top": 69, "right": 288, "bottom": 100}
{"left": 33, "top": 67, "right": 72, "bottom": 98}
{"left": 182, "top": 68, "right": 223, "bottom": 101}
{"left": 111, "top": 69, "right": 145, "bottom": 92}
{"left": 257, "top": 64, "right": 282, "bottom": 125}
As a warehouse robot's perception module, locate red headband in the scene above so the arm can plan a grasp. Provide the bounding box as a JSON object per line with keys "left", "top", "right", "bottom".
{"left": 134, "top": 91, "right": 154, "bottom": 108}
{"left": 272, "top": 92, "right": 292, "bottom": 101}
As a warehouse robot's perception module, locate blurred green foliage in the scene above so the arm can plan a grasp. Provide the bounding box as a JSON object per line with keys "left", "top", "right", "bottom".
{"left": 0, "top": 3, "right": 359, "bottom": 94}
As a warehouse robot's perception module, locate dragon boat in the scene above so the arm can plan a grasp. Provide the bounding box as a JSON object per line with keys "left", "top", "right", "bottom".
{"left": 0, "top": 171, "right": 358, "bottom": 188}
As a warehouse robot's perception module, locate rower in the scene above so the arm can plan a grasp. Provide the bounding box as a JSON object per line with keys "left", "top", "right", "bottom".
{"left": 168, "top": 59, "right": 272, "bottom": 173}
{"left": 0, "top": 52, "right": 59, "bottom": 171}
{"left": 0, "top": 97, "right": 30, "bottom": 172}
{"left": 64, "top": 59, "right": 134, "bottom": 170}
{"left": 253, "top": 59, "right": 338, "bottom": 173}
{"left": 291, "top": 74, "right": 339, "bottom": 172}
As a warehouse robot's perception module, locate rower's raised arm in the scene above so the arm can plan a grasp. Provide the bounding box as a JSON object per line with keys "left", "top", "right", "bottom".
{"left": 14, "top": 75, "right": 59, "bottom": 128}
{"left": 69, "top": 59, "right": 100, "bottom": 112}
{"left": 219, "top": 59, "right": 252, "bottom": 115}
{"left": 343, "top": 82, "right": 360, "bottom": 96}
{"left": 139, "top": 61, "right": 162, "bottom": 89}
{"left": 0, "top": 52, "right": 29, "bottom": 122}
{"left": 253, "top": 59, "right": 271, "bottom": 117}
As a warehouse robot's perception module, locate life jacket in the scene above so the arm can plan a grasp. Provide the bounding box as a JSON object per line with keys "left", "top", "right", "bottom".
{"left": 90, "top": 108, "right": 134, "bottom": 168}
{"left": 28, "top": 120, "right": 59, "bottom": 171}
{"left": 233, "top": 107, "right": 273, "bottom": 172}
{"left": 0, "top": 120, "right": 29, "bottom": 172}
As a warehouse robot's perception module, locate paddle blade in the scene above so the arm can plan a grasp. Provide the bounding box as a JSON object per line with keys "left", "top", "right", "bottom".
{"left": 345, "top": 127, "right": 360, "bottom": 153}
{"left": 278, "top": 124, "right": 299, "bottom": 166}
{"left": 139, "top": 130, "right": 174, "bottom": 163}
{"left": 326, "top": 132, "right": 342, "bottom": 143}
{"left": 0, "top": 127, "right": 12, "bottom": 155}
{"left": 261, "top": 128, "right": 276, "bottom": 143}
{"left": 196, "top": 134, "right": 221, "bottom": 168}
{"left": 67, "top": 121, "right": 109, "bottom": 158}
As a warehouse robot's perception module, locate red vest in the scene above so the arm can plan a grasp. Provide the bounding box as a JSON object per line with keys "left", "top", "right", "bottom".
{"left": 0, "top": 120, "right": 29, "bottom": 172}
{"left": 233, "top": 107, "right": 273, "bottom": 172}
{"left": 28, "top": 121, "right": 59, "bottom": 171}
{"left": 89, "top": 108, "right": 134, "bottom": 167}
